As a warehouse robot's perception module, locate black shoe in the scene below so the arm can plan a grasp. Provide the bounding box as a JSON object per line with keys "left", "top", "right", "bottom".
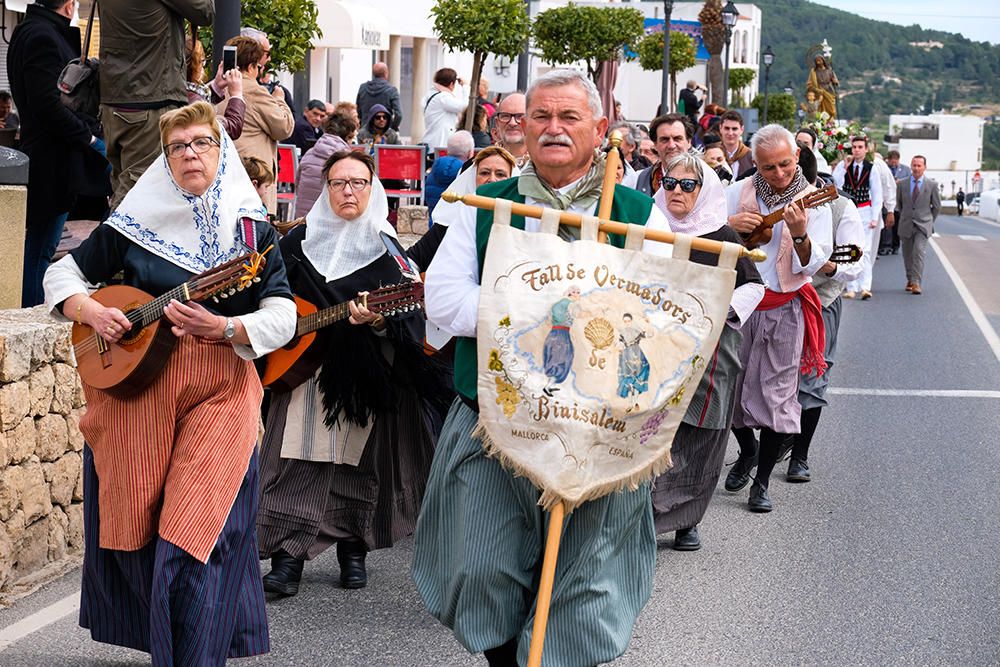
{"left": 787, "top": 458, "right": 811, "bottom": 483}
{"left": 748, "top": 483, "right": 773, "bottom": 513}
{"left": 892, "top": 248, "right": 899, "bottom": 255}
{"left": 337, "top": 540, "right": 368, "bottom": 589}
{"left": 262, "top": 550, "right": 304, "bottom": 597}
{"left": 484, "top": 639, "right": 518, "bottom": 667}
{"left": 672, "top": 526, "right": 702, "bottom": 551}
{"left": 725, "top": 453, "right": 757, "bottom": 492}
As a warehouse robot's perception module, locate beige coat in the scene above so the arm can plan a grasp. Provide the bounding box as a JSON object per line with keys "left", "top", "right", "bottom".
{"left": 219, "top": 75, "right": 294, "bottom": 214}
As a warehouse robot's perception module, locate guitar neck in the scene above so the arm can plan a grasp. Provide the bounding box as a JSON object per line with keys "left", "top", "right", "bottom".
{"left": 125, "top": 282, "right": 194, "bottom": 329}
{"left": 297, "top": 301, "right": 352, "bottom": 336}
{"left": 761, "top": 198, "right": 807, "bottom": 227}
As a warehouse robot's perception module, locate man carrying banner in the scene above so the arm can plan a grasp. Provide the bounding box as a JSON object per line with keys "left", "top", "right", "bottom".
{"left": 413, "top": 69, "right": 674, "bottom": 667}
{"left": 724, "top": 125, "right": 833, "bottom": 513}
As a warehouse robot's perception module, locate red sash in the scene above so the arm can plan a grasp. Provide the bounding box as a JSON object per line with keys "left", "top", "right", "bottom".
{"left": 758, "top": 284, "right": 827, "bottom": 377}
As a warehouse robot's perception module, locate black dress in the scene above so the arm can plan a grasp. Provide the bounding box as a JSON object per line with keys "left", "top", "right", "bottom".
{"left": 257, "top": 227, "right": 451, "bottom": 556}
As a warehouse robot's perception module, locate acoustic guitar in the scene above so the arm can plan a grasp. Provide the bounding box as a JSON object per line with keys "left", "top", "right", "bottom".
{"left": 262, "top": 281, "right": 425, "bottom": 394}
{"left": 829, "top": 243, "right": 863, "bottom": 264}
{"left": 742, "top": 184, "right": 839, "bottom": 248}
{"left": 72, "top": 250, "right": 269, "bottom": 398}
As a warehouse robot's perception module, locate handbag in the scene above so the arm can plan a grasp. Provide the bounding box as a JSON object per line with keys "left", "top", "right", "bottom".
{"left": 57, "top": 0, "right": 100, "bottom": 119}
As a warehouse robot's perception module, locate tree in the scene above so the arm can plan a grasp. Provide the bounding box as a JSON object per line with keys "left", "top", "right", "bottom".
{"left": 200, "top": 0, "right": 321, "bottom": 74}
{"left": 728, "top": 67, "right": 756, "bottom": 107}
{"left": 699, "top": 0, "right": 725, "bottom": 104}
{"left": 531, "top": 4, "right": 645, "bottom": 83}
{"left": 751, "top": 92, "right": 795, "bottom": 128}
{"left": 432, "top": 0, "right": 530, "bottom": 130}
{"left": 637, "top": 31, "right": 696, "bottom": 113}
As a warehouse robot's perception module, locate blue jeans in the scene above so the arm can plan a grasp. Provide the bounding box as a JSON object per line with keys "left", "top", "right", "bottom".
{"left": 22, "top": 211, "right": 69, "bottom": 307}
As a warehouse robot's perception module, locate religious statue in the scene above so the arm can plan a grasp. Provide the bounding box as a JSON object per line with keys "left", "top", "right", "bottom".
{"left": 806, "top": 52, "right": 839, "bottom": 119}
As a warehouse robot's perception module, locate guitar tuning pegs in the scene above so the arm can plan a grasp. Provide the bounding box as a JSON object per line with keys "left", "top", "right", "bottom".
{"left": 236, "top": 285, "right": 244, "bottom": 292}
{"left": 253, "top": 277, "right": 261, "bottom": 283}
{"left": 212, "top": 296, "right": 220, "bottom": 303}
{"left": 228, "top": 288, "right": 236, "bottom": 296}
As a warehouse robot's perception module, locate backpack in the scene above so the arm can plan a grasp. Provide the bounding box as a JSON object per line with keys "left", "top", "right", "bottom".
{"left": 57, "top": 0, "right": 100, "bottom": 119}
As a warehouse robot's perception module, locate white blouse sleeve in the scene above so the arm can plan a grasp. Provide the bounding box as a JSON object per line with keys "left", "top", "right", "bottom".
{"left": 43, "top": 254, "right": 96, "bottom": 320}
{"left": 231, "top": 296, "right": 297, "bottom": 360}
{"left": 425, "top": 206, "right": 481, "bottom": 338}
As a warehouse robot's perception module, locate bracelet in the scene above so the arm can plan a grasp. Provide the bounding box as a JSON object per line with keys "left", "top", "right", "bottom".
{"left": 370, "top": 314, "right": 386, "bottom": 329}
{"left": 75, "top": 301, "right": 85, "bottom": 326}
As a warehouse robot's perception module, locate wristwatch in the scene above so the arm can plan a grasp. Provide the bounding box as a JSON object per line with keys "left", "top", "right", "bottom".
{"left": 792, "top": 234, "right": 808, "bottom": 245}
{"left": 223, "top": 317, "right": 236, "bottom": 340}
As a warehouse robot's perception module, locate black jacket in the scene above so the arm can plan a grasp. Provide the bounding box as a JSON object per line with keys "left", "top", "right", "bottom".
{"left": 7, "top": 5, "right": 110, "bottom": 223}
{"left": 356, "top": 78, "right": 402, "bottom": 130}
{"left": 287, "top": 114, "right": 323, "bottom": 156}
{"left": 679, "top": 87, "right": 702, "bottom": 122}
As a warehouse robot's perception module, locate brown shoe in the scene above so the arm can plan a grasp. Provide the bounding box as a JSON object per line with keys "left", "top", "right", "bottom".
{"left": 910, "top": 284, "right": 922, "bottom": 295}
{"left": 843, "top": 291, "right": 856, "bottom": 299}
{"left": 860, "top": 290, "right": 872, "bottom": 300}
{"left": 905, "top": 283, "right": 915, "bottom": 292}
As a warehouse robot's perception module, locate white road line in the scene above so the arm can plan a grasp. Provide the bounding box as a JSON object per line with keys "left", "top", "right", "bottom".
{"left": 0, "top": 593, "right": 79, "bottom": 652}
{"left": 957, "top": 234, "right": 987, "bottom": 241}
{"left": 829, "top": 388, "right": 1000, "bottom": 398}
{"left": 929, "top": 237, "right": 1000, "bottom": 366}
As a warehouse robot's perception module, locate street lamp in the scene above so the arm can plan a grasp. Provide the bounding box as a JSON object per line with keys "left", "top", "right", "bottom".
{"left": 721, "top": 1, "right": 739, "bottom": 107}
{"left": 661, "top": 0, "right": 674, "bottom": 115}
{"left": 761, "top": 45, "right": 774, "bottom": 124}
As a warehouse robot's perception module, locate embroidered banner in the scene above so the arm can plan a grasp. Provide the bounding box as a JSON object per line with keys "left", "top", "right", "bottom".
{"left": 476, "top": 203, "right": 741, "bottom": 509}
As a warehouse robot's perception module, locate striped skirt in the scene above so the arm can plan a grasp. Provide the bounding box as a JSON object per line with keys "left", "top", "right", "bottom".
{"left": 79, "top": 447, "right": 269, "bottom": 665}
{"left": 412, "top": 399, "right": 655, "bottom": 667}
{"left": 798, "top": 296, "right": 842, "bottom": 410}
{"left": 258, "top": 388, "right": 435, "bottom": 558}
{"left": 651, "top": 422, "right": 732, "bottom": 534}
{"left": 732, "top": 299, "right": 805, "bottom": 434}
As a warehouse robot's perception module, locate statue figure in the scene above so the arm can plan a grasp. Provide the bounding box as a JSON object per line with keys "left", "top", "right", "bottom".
{"left": 800, "top": 90, "right": 821, "bottom": 121}
{"left": 806, "top": 54, "right": 839, "bottom": 119}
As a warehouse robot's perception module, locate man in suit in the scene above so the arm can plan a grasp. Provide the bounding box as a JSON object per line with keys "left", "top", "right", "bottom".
{"left": 893, "top": 155, "right": 939, "bottom": 295}
{"left": 880, "top": 150, "right": 911, "bottom": 255}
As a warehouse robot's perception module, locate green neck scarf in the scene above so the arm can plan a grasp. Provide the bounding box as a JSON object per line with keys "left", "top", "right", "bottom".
{"left": 517, "top": 150, "right": 606, "bottom": 212}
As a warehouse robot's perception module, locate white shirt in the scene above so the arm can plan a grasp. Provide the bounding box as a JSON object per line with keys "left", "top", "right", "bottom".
{"left": 832, "top": 159, "right": 883, "bottom": 226}
{"left": 420, "top": 84, "right": 467, "bottom": 149}
{"left": 426, "top": 178, "right": 674, "bottom": 338}
{"left": 724, "top": 183, "right": 833, "bottom": 293}
{"left": 871, "top": 154, "right": 897, "bottom": 212}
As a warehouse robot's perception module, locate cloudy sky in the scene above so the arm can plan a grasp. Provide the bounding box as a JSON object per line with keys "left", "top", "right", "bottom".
{"left": 810, "top": 0, "right": 999, "bottom": 44}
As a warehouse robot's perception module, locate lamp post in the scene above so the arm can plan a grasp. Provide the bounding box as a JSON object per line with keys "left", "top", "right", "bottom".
{"left": 516, "top": 0, "right": 531, "bottom": 92}
{"left": 661, "top": 0, "right": 674, "bottom": 115}
{"left": 721, "top": 1, "right": 739, "bottom": 107}
{"left": 761, "top": 45, "right": 774, "bottom": 124}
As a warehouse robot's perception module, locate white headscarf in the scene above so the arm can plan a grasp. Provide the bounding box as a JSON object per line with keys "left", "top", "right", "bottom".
{"left": 302, "top": 170, "right": 396, "bottom": 282}
{"left": 653, "top": 157, "right": 728, "bottom": 237}
{"left": 430, "top": 162, "right": 522, "bottom": 227}
{"left": 106, "top": 122, "right": 267, "bottom": 274}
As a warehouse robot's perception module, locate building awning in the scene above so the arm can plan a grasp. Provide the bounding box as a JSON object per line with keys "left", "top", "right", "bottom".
{"left": 314, "top": 1, "right": 390, "bottom": 50}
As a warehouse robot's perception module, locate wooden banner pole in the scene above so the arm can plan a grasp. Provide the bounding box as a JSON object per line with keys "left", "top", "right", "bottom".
{"left": 440, "top": 191, "right": 768, "bottom": 263}
{"left": 526, "top": 500, "right": 567, "bottom": 667}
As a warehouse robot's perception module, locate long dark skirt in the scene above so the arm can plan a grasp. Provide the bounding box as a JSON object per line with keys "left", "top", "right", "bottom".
{"left": 651, "top": 422, "right": 731, "bottom": 534}
{"left": 257, "top": 389, "right": 435, "bottom": 559}
{"left": 79, "top": 447, "right": 269, "bottom": 666}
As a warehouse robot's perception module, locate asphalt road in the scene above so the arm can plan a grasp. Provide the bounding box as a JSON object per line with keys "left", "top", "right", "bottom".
{"left": 2, "top": 214, "right": 999, "bottom": 666}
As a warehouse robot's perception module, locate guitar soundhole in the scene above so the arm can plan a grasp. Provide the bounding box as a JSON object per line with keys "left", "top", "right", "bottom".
{"left": 119, "top": 302, "right": 148, "bottom": 346}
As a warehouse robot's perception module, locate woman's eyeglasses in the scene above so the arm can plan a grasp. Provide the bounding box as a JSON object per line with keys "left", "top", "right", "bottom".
{"left": 662, "top": 177, "right": 701, "bottom": 193}
{"left": 164, "top": 137, "right": 219, "bottom": 159}
{"left": 327, "top": 178, "right": 371, "bottom": 192}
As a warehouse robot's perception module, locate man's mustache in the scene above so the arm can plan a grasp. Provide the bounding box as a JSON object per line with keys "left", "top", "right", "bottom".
{"left": 539, "top": 133, "right": 572, "bottom": 146}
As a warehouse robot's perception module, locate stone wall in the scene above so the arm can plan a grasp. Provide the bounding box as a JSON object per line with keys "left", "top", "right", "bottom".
{"left": 0, "top": 308, "right": 85, "bottom": 595}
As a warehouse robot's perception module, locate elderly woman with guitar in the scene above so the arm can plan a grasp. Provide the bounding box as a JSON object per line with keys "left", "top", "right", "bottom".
{"left": 43, "top": 101, "right": 296, "bottom": 664}
{"left": 256, "top": 150, "right": 446, "bottom": 597}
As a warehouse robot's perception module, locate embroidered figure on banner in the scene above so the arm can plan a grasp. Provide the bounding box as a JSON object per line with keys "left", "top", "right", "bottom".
{"left": 542, "top": 286, "right": 581, "bottom": 395}
{"left": 616, "top": 313, "right": 651, "bottom": 412}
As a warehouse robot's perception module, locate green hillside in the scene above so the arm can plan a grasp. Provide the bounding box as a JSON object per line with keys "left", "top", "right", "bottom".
{"left": 752, "top": 0, "right": 1000, "bottom": 122}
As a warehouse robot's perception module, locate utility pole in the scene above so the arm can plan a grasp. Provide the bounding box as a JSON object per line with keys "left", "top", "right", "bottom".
{"left": 516, "top": 0, "right": 531, "bottom": 91}
{"left": 660, "top": 1, "right": 674, "bottom": 115}
{"left": 213, "top": 0, "right": 241, "bottom": 71}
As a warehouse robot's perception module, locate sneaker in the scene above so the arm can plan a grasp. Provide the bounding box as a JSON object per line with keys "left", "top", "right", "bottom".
{"left": 787, "top": 458, "right": 811, "bottom": 483}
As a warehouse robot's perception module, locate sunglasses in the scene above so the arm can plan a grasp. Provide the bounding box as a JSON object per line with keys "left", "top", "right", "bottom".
{"left": 662, "top": 177, "right": 701, "bottom": 193}
{"left": 373, "top": 114, "right": 389, "bottom": 120}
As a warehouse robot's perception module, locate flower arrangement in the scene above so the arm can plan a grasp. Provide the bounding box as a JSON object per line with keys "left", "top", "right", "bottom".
{"left": 806, "top": 114, "right": 867, "bottom": 163}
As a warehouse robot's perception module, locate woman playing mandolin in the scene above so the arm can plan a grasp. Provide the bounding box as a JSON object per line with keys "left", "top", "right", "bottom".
{"left": 43, "top": 101, "right": 296, "bottom": 664}
{"left": 257, "top": 151, "right": 450, "bottom": 597}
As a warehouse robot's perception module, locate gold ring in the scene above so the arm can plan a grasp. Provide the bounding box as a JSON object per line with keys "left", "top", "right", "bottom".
{"left": 106, "top": 326, "right": 114, "bottom": 334}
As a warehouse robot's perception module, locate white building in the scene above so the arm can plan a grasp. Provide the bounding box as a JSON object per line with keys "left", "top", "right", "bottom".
{"left": 885, "top": 113, "right": 994, "bottom": 194}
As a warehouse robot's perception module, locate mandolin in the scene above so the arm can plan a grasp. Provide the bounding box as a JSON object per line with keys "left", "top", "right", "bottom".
{"left": 262, "top": 281, "right": 425, "bottom": 394}
{"left": 741, "top": 184, "right": 839, "bottom": 248}
{"left": 72, "top": 250, "right": 269, "bottom": 398}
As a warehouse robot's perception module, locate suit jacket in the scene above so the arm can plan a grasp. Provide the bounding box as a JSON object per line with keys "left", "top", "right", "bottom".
{"left": 896, "top": 176, "right": 940, "bottom": 238}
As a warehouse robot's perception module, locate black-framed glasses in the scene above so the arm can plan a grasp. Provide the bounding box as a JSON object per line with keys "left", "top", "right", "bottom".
{"left": 164, "top": 137, "right": 219, "bottom": 159}
{"left": 662, "top": 177, "right": 701, "bottom": 193}
{"left": 495, "top": 112, "right": 525, "bottom": 124}
{"left": 327, "top": 178, "right": 371, "bottom": 192}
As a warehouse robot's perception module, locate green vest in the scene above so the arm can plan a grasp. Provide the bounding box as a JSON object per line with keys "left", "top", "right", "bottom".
{"left": 453, "top": 178, "right": 655, "bottom": 401}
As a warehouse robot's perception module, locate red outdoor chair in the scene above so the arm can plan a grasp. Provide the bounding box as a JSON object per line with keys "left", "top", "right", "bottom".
{"left": 275, "top": 144, "right": 298, "bottom": 221}
{"left": 374, "top": 145, "right": 426, "bottom": 205}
